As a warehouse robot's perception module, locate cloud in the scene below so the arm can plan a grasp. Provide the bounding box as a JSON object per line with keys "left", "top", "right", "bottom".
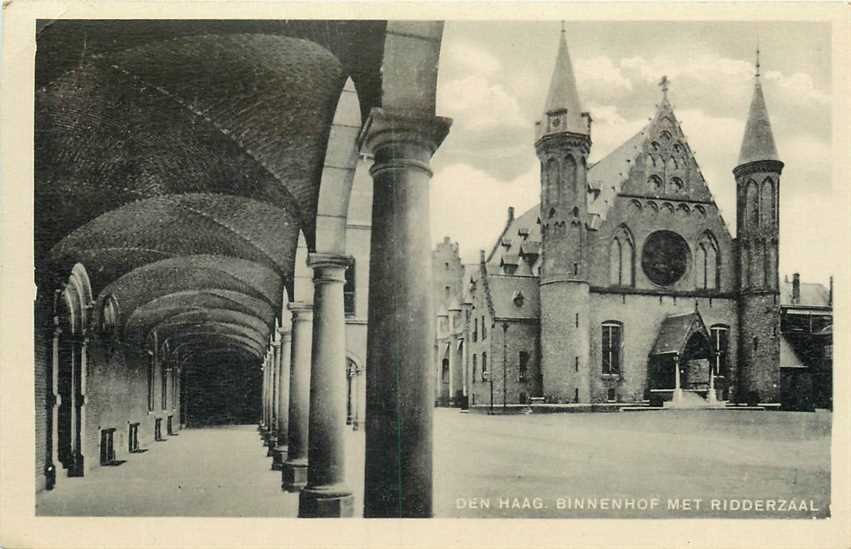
{"left": 431, "top": 161, "right": 539, "bottom": 263}
{"left": 763, "top": 70, "right": 830, "bottom": 106}
{"left": 439, "top": 74, "right": 528, "bottom": 131}
{"left": 575, "top": 56, "right": 634, "bottom": 100}
{"left": 443, "top": 40, "right": 502, "bottom": 77}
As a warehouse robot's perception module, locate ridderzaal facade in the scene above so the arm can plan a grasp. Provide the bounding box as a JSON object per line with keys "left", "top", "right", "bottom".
{"left": 433, "top": 30, "right": 831, "bottom": 409}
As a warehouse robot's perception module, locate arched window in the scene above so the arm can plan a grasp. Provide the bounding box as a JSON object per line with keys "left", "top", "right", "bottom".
{"left": 695, "top": 231, "right": 720, "bottom": 290}
{"left": 746, "top": 179, "right": 759, "bottom": 228}
{"left": 564, "top": 154, "right": 577, "bottom": 197}
{"left": 601, "top": 321, "right": 623, "bottom": 375}
{"left": 760, "top": 178, "right": 775, "bottom": 228}
{"left": 609, "top": 238, "right": 622, "bottom": 285}
{"left": 546, "top": 158, "right": 559, "bottom": 204}
{"left": 610, "top": 226, "right": 635, "bottom": 287}
{"left": 344, "top": 259, "right": 356, "bottom": 316}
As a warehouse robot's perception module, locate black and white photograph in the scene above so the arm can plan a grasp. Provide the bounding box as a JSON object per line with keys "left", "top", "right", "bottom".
{"left": 1, "top": 2, "right": 849, "bottom": 548}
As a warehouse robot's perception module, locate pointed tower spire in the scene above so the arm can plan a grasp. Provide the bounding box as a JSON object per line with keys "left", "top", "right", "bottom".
{"left": 538, "top": 25, "right": 590, "bottom": 137}
{"left": 737, "top": 47, "right": 778, "bottom": 165}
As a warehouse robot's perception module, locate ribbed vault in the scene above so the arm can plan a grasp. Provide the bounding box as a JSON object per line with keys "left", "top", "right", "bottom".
{"left": 35, "top": 21, "right": 394, "bottom": 373}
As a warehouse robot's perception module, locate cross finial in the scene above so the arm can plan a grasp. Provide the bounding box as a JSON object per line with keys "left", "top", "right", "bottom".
{"left": 659, "top": 75, "right": 669, "bottom": 99}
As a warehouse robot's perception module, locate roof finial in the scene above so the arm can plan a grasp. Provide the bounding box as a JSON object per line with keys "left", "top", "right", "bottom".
{"left": 659, "top": 75, "right": 669, "bottom": 100}
{"left": 560, "top": 20, "right": 566, "bottom": 34}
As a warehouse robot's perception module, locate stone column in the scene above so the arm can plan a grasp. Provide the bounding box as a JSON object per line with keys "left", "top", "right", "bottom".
{"left": 261, "top": 355, "right": 270, "bottom": 441}
{"left": 267, "top": 343, "right": 278, "bottom": 455}
{"left": 77, "top": 335, "right": 88, "bottom": 474}
{"left": 46, "top": 320, "right": 61, "bottom": 489}
{"left": 282, "top": 302, "right": 313, "bottom": 492}
{"left": 362, "top": 109, "right": 451, "bottom": 518}
{"left": 272, "top": 322, "right": 292, "bottom": 470}
{"left": 298, "top": 253, "right": 353, "bottom": 518}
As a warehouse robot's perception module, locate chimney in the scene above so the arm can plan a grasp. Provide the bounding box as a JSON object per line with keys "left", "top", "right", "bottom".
{"left": 508, "top": 206, "right": 515, "bottom": 222}
{"left": 829, "top": 276, "right": 833, "bottom": 307}
{"left": 792, "top": 273, "right": 800, "bottom": 304}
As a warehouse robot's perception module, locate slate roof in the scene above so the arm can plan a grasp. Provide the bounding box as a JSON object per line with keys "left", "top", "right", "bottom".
{"left": 738, "top": 78, "right": 779, "bottom": 165}
{"left": 650, "top": 312, "right": 709, "bottom": 356}
{"left": 780, "top": 279, "right": 831, "bottom": 307}
{"left": 486, "top": 275, "right": 540, "bottom": 321}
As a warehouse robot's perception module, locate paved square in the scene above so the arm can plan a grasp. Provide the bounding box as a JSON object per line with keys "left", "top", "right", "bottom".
{"left": 433, "top": 408, "right": 831, "bottom": 518}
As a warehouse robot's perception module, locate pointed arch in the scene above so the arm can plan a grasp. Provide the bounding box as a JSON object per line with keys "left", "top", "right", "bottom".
{"left": 745, "top": 179, "right": 759, "bottom": 228}
{"left": 695, "top": 231, "right": 720, "bottom": 290}
{"left": 610, "top": 224, "right": 635, "bottom": 287}
{"left": 609, "top": 238, "right": 621, "bottom": 286}
{"left": 760, "top": 177, "right": 775, "bottom": 228}
{"left": 564, "top": 154, "right": 577, "bottom": 197}
{"left": 545, "top": 158, "right": 558, "bottom": 204}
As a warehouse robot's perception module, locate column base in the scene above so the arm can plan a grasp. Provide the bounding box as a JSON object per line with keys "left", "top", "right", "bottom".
{"left": 298, "top": 484, "right": 354, "bottom": 518}
{"left": 282, "top": 459, "right": 308, "bottom": 492}
{"left": 266, "top": 434, "right": 277, "bottom": 456}
{"left": 271, "top": 445, "right": 287, "bottom": 470}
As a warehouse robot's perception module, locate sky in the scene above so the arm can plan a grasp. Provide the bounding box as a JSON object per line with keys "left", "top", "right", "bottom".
{"left": 430, "top": 20, "right": 835, "bottom": 286}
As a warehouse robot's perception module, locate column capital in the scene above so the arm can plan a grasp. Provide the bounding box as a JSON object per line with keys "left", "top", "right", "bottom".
{"left": 288, "top": 301, "right": 315, "bottom": 321}
{"left": 308, "top": 253, "right": 350, "bottom": 284}
{"left": 360, "top": 108, "right": 452, "bottom": 157}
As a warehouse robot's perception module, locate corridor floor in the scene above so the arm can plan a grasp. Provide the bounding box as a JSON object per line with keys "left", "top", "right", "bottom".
{"left": 36, "top": 425, "right": 366, "bottom": 517}
{"left": 37, "top": 409, "right": 830, "bottom": 518}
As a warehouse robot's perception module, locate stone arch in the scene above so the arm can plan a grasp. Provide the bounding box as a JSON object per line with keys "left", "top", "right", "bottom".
{"left": 648, "top": 175, "right": 663, "bottom": 192}
{"left": 661, "top": 202, "right": 674, "bottom": 214}
{"left": 314, "top": 77, "right": 362, "bottom": 255}
{"left": 647, "top": 201, "right": 659, "bottom": 214}
{"left": 671, "top": 177, "right": 685, "bottom": 193}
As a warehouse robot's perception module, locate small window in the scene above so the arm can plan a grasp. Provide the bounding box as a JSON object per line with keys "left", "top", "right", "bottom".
{"left": 482, "top": 318, "right": 487, "bottom": 340}
{"left": 607, "top": 388, "right": 616, "bottom": 402}
{"left": 574, "top": 388, "right": 579, "bottom": 402}
{"left": 711, "top": 325, "right": 730, "bottom": 378}
{"left": 444, "top": 286, "right": 450, "bottom": 301}
{"left": 753, "top": 337, "right": 759, "bottom": 351}
{"left": 445, "top": 262, "right": 449, "bottom": 271}
{"left": 473, "top": 318, "right": 478, "bottom": 342}
{"left": 482, "top": 352, "right": 488, "bottom": 381}
{"left": 575, "top": 356, "right": 579, "bottom": 372}
{"left": 519, "top": 351, "right": 529, "bottom": 382}
{"left": 602, "top": 322, "right": 622, "bottom": 375}
{"left": 472, "top": 354, "right": 478, "bottom": 383}
{"left": 344, "top": 260, "right": 356, "bottom": 316}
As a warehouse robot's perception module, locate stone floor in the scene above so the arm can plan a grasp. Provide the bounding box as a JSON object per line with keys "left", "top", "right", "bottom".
{"left": 37, "top": 409, "right": 831, "bottom": 519}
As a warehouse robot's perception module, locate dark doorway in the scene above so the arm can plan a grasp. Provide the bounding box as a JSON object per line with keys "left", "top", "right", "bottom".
{"left": 185, "top": 355, "right": 261, "bottom": 426}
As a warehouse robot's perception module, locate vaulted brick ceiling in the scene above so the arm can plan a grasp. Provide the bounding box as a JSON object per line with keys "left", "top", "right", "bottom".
{"left": 36, "top": 21, "right": 386, "bottom": 363}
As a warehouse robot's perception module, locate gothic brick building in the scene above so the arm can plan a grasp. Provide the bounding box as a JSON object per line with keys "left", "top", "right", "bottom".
{"left": 437, "top": 30, "right": 831, "bottom": 409}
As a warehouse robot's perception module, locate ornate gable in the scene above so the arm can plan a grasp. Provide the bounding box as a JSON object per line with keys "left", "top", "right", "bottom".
{"left": 620, "top": 99, "right": 715, "bottom": 204}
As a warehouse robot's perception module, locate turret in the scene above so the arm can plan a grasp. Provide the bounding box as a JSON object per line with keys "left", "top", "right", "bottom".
{"left": 734, "top": 46, "right": 782, "bottom": 404}
{"left": 536, "top": 25, "right": 593, "bottom": 403}
{"left": 535, "top": 25, "right": 592, "bottom": 283}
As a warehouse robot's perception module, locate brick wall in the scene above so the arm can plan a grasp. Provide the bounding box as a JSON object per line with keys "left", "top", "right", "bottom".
{"left": 540, "top": 281, "right": 591, "bottom": 403}
{"left": 588, "top": 293, "right": 739, "bottom": 403}
{"left": 738, "top": 293, "right": 781, "bottom": 403}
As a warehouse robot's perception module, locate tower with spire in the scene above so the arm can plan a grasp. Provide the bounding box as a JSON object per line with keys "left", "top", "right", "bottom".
{"left": 734, "top": 46, "right": 783, "bottom": 404}
{"left": 535, "top": 25, "right": 593, "bottom": 402}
